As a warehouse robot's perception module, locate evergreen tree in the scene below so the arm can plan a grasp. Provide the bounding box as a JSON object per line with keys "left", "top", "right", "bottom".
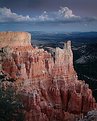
{"left": 0, "top": 73, "right": 25, "bottom": 121}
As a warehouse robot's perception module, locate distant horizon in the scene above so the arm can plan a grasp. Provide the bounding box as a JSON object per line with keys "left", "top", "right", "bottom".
{"left": 0, "top": 30, "right": 97, "bottom": 33}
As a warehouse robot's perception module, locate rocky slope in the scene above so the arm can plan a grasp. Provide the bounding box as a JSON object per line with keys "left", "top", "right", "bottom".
{"left": 0, "top": 32, "right": 97, "bottom": 121}
{"left": 79, "top": 110, "right": 97, "bottom": 121}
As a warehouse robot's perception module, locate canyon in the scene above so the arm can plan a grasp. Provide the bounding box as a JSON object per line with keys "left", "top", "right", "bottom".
{"left": 0, "top": 32, "right": 97, "bottom": 121}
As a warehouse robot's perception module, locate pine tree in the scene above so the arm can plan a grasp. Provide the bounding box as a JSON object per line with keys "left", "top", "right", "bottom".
{"left": 0, "top": 73, "right": 25, "bottom": 121}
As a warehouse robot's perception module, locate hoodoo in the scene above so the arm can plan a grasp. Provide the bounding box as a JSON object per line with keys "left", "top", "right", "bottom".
{"left": 0, "top": 32, "right": 97, "bottom": 121}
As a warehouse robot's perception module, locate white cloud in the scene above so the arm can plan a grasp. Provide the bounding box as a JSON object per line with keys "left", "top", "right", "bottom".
{"left": 38, "top": 11, "right": 49, "bottom": 21}
{"left": 0, "top": 7, "right": 32, "bottom": 22}
{"left": 34, "top": 7, "right": 80, "bottom": 22}
{"left": 0, "top": 7, "right": 79, "bottom": 22}
{"left": 0, "top": 7, "right": 96, "bottom": 24}
{"left": 58, "top": 7, "right": 80, "bottom": 19}
{"left": 37, "top": 11, "right": 54, "bottom": 21}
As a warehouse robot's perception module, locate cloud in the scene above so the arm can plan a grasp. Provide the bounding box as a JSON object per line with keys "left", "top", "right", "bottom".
{"left": 34, "top": 7, "right": 80, "bottom": 22}
{"left": 0, "top": 7, "right": 80, "bottom": 22}
{"left": 38, "top": 11, "right": 49, "bottom": 21}
{"left": 34, "top": 11, "right": 54, "bottom": 21}
{"left": 0, "top": 7, "right": 32, "bottom": 22}
{"left": 58, "top": 7, "right": 79, "bottom": 19}
{"left": 0, "top": 7, "right": 97, "bottom": 24}
{"left": 38, "top": 7, "right": 97, "bottom": 24}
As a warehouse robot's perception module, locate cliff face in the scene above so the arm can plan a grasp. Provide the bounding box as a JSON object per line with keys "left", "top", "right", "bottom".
{"left": 0, "top": 32, "right": 97, "bottom": 121}
{"left": 0, "top": 32, "right": 31, "bottom": 48}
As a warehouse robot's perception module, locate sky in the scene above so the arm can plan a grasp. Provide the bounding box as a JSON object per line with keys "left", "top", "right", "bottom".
{"left": 0, "top": 0, "right": 97, "bottom": 32}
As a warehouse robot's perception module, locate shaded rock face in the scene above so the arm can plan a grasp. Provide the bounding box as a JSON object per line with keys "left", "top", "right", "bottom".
{"left": 79, "top": 110, "right": 97, "bottom": 121}
{"left": 0, "top": 32, "right": 97, "bottom": 121}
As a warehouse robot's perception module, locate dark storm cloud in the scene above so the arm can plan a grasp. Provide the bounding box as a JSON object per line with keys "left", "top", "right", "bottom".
{"left": 64, "top": 0, "right": 97, "bottom": 17}
{"left": 0, "top": 0, "right": 97, "bottom": 17}
{"left": 0, "top": 0, "right": 65, "bottom": 11}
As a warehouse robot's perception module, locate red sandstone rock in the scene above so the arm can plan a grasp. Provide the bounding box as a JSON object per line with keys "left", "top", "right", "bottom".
{"left": 0, "top": 32, "right": 97, "bottom": 121}
{"left": 0, "top": 32, "right": 31, "bottom": 48}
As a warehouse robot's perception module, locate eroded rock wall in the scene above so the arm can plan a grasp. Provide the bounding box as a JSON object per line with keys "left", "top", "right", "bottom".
{"left": 0, "top": 32, "right": 97, "bottom": 121}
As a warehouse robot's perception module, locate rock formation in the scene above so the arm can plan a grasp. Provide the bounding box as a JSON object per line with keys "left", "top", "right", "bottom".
{"left": 0, "top": 32, "right": 31, "bottom": 48}
{"left": 79, "top": 110, "right": 97, "bottom": 121}
{"left": 0, "top": 32, "right": 97, "bottom": 121}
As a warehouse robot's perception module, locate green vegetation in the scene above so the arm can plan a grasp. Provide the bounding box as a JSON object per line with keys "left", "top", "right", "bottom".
{"left": 0, "top": 73, "right": 24, "bottom": 121}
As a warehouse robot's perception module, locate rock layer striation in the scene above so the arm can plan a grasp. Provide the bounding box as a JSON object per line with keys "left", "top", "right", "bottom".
{"left": 0, "top": 32, "right": 97, "bottom": 121}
